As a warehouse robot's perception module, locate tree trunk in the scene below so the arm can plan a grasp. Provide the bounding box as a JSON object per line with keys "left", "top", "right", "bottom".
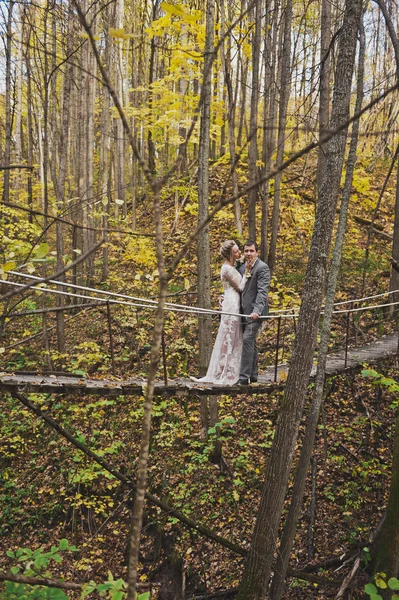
{"left": 316, "top": 0, "right": 332, "bottom": 191}
{"left": 236, "top": 0, "right": 362, "bottom": 596}
{"left": 147, "top": 0, "right": 159, "bottom": 175}
{"left": 25, "top": 23, "right": 34, "bottom": 223}
{"left": 372, "top": 0, "right": 399, "bottom": 304}
{"left": 391, "top": 162, "right": 399, "bottom": 305}
{"left": 260, "top": 0, "right": 279, "bottom": 261}
{"left": 100, "top": 5, "right": 113, "bottom": 282}
{"left": 372, "top": 407, "right": 399, "bottom": 579}
{"left": 2, "top": 0, "right": 14, "bottom": 205}
{"left": 269, "top": 16, "right": 366, "bottom": 599}
{"left": 247, "top": 0, "right": 262, "bottom": 240}
{"left": 51, "top": 4, "right": 75, "bottom": 353}
{"left": 15, "top": 4, "right": 24, "bottom": 184}
{"left": 237, "top": 0, "right": 248, "bottom": 149}
{"left": 197, "top": 0, "right": 215, "bottom": 375}
{"left": 221, "top": 0, "right": 242, "bottom": 234}
{"left": 268, "top": 0, "right": 292, "bottom": 274}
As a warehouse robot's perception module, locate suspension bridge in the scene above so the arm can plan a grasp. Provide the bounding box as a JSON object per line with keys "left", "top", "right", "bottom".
{"left": 0, "top": 271, "right": 398, "bottom": 397}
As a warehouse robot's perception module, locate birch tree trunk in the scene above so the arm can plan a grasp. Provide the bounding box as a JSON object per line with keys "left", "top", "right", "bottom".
{"left": 197, "top": 0, "right": 215, "bottom": 375}
{"left": 372, "top": 0, "right": 399, "bottom": 304}
{"left": 247, "top": 0, "right": 262, "bottom": 240}
{"left": 147, "top": 0, "right": 159, "bottom": 175}
{"left": 86, "top": 6, "right": 97, "bottom": 283}
{"left": 268, "top": 0, "right": 292, "bottom": 273}
{"left": 41, "top": 1, "right": 53, "bottom": 371}
{"left": 25, "top": 22, "right": 34, "bottom": 221}
{"left": 236, "top": 0, "right": 362, "bottom": 596}
{"left": 260, "top": 0, "right": 279, "bottom": 260}
{"left": 2, "top": 0, "right": 14, "bottom": 205}
{"left": 51, "top": 2, "right": 75, "bottom": 351}
{"left": 15, "top": 4, "right": 24, "bottom": 183}
{"left": 114, "top": 0, "right": 127, "bottom": 212}
{"left": 237, "top": 0, "right": 248, "bottom": 149}
{"left": 391, "top": 165, "right": 399, "bottom": 305}
{"left": 100, "top": 6, "right": 113, "bottom": 281}
{"left": 221, "top": 0, "right": 242, "bottom": 234}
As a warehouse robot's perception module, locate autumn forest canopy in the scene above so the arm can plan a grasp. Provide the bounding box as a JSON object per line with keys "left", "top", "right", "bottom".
{"left": 1, "top": 0, "right": 399, "bottom": 598}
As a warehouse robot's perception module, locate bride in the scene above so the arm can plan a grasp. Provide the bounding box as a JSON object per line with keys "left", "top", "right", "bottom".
{"left": 193, "top": 240, "right": 249, "bottom": 385}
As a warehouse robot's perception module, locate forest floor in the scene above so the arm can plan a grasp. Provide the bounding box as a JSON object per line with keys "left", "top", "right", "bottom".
{"left": 1, "top": 154, "right": 399, "bottom": 598}
{"left": 1, "top": 358, "right": 398, "bottom": 599}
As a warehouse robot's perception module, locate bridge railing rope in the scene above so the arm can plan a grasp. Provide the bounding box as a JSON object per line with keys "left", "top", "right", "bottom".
{"left": 1, "top": 272, "right": 399, "bottom": 383}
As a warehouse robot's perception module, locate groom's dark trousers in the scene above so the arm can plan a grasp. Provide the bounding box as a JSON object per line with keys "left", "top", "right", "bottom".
{"left": 238, "top": 258, "right": 270, "bottom": 381}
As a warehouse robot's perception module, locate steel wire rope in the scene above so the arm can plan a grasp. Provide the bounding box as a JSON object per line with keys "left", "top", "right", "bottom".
{"left": 3, "top": 278, "right": 399, "bottom": 320}
{"left": 9, "top": 270, "right": 399, "bottom": 314}
{"left": 8, "top": 270, "right": 223, "bottom": 315}
{"left": 0, "top": 280, "right": 242, "bottom": 318}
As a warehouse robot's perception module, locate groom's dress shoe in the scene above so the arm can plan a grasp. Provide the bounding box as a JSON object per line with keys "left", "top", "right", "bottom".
{"left": 236, "top": 378, "right": 249, "bottom": 385}
{"left": 250, "top": 377, "right": 258, "bottom": 383}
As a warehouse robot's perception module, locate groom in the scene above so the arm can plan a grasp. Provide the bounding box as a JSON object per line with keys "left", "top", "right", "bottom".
{"left": 236, "top": 241, "right": 270, "bottom": 385}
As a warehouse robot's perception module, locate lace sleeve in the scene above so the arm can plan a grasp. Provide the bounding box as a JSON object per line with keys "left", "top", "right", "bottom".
{"left": 221, "top": 265, "right": 242, "bottom": 292}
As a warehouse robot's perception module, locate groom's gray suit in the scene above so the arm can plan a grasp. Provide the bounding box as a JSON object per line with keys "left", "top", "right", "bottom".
{"left": 238, "top": 258, "right": 270, "bottom": 381}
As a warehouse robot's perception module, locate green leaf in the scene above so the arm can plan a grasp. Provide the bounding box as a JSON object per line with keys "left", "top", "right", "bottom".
{"left": 81, "top": 581, "right": 97, "bottom": 598}
{"left": 33, "top": 243, "right": 50, "bottom": 259}
{"left": 52, "top": 553, "right": 63, "bottom": 563}
{"left": 365, "top": 584, "right": 378, "bottom": 594}
{"left": 96, "top": 583, "right": 112, "bottom": 592}
{"left": 80, "top": 581, "right": 97, "bottom": 598}
{"left": 137, "top": 592, "right": 150, "bottom": 600}
{"left": 389, "top": 578, "right": 399, "bottom": 590}
{"left": 6, "top": 550, "right": 15, "bottom": 558}
{"left": 59, "top": 539, "right": 69, "bottom": 551}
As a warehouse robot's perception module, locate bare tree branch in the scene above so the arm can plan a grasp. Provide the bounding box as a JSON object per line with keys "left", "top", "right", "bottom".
{"left": 11, "top": 391, "right": 247, "bottom": 557}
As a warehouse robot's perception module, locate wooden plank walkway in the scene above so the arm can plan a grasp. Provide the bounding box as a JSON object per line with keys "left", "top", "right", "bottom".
{"left": 0, "top": 333, "right": 397, "bottom": 397}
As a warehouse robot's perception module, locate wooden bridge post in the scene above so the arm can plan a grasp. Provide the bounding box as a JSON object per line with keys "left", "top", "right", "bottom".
{"left": 344, "top": 306, "right": 352, "bottom": 368}
{"left": 161, "top": 329, "right": 168, "bottom": 386}
{"left": 274, "top": 316, "right": 282, "bottom": 382}
{"left": 106, "top": 301, "right": 116, "bottom": 375}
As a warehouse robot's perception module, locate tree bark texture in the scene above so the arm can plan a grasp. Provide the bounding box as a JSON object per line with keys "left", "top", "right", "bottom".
{"left": 316, "top": 0, "right": 332, "bottom": 190}
{"left": 197, "top": 0, "right": 215, "bottom": 374}
{"left": 270, "top": 19, "right": 365, "bottom": 598}
{"left": 373, "top": 407, "right": 399, "bottom": 578}
{"left": 268, "top": 0, "right": 292, "bottom": 273}
{"left": 2, "top": 0, "right": 14, "bottom": 205}
{"left": 260, "top": 0, "right": 278, "bottom": 261}
{"left": 236, "top": 0, "right": 362, "bottom": 596}
{"left": 247, "top": 0, "right": 262, "bottom": 240}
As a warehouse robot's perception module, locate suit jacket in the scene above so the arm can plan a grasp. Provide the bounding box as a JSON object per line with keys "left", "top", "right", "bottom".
{"left": 238, "top": 258, "right": 270, "bottom": 316}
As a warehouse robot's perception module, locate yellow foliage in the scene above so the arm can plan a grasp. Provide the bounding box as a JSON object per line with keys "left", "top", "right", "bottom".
{"left": 109, "top": 27, "right": 133, "bottom": 40}
{"left": 161, "top": 2, "right": 185, "bottom": 16}
{"left": 78, "top": 31, "right": 100, "bottom": 41}
{"left": 123, "top": 237, "right": 157, "bottom": 271}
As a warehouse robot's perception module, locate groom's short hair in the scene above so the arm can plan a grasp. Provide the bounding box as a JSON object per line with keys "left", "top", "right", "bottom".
{"left": 243, "top": 240, "right": 258, "bottom": 251}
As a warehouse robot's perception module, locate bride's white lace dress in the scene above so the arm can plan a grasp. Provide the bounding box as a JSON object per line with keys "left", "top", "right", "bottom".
{"left": 194, "top": 264, "right": 245, "bottom": 385}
